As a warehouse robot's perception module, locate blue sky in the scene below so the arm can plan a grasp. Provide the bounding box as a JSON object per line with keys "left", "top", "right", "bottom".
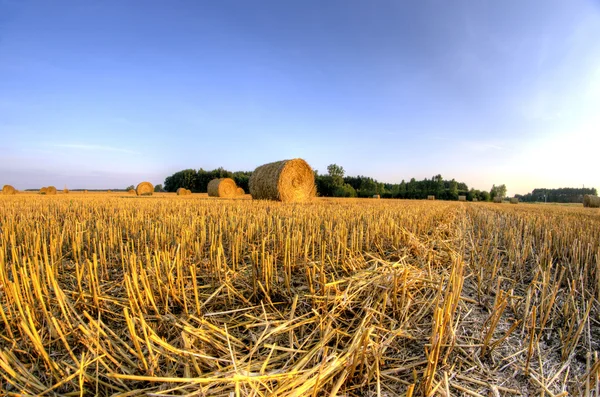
{"left": 1, "top": 1, "right": 599, "bottom": 195}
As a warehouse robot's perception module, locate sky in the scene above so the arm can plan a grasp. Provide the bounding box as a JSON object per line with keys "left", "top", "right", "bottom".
{"left": 1, "top": 1, "right": 600, "bottom": 195}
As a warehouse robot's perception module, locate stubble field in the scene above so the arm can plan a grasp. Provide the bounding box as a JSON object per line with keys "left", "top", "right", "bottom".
{"left": 0, "top": 193, "right": 598, "bottom": 396}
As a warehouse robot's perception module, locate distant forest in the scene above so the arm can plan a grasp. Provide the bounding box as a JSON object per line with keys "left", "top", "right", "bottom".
{"left": 516, "top": 188, "right": 597, "bottom": 203}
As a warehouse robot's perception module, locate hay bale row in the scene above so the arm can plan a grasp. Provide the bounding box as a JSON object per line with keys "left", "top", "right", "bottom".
{"left": 510, "top": 198, "right": 519, "bottom": 204}
{"left": 584, "top": 194, "right": 600, "bottom": 208}
{"left": 2, "top": 185, "right": 16, "bottom": 195}
{"left": 427, "top": 195, "right": 435, "bottom": 200}
{"left": 249, "top": 159, "right": 315, "bottom": 202}
{"left": 458, "top": 195, "right": 466, "bottom": 201}
{"left": 136, "top": 182, "right": 153, "bottom": 196}
{"left": 177, "top": 188, "right": 192, "bottom": 196}
{"left": 208, "top": 178, "right": 238, "bottom": 198}
{"left": 493, "top": 196, "right": 502, "bottom": 203}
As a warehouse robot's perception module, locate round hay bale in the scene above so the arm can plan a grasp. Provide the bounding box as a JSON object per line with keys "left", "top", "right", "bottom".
{"left": 2, "top": 185, "right": 16, "bottom": 195}
{"left": 493, "top": 196, "right": 502, "bottom": 203}
{"left": 249, "top": 158, "right": 315, "bottom": 202}
{"left": 427, "top": 195, "right": 435, "bottom": 200}
{"left": 63, "top": 188, "right": 69, "bottom": 194}
{"left": 237, "top": 187, "right": 245, "bottom": 196}
{"left": 458, "top": 195, "right": 466, "bottom": 201}
{"left": 40, "top": 187, "right": 48, "bottom": 195}
{"left": 208, "top": 178, "right": 237, "bottom": 198}
{"left": 84, "top": 190, "right": 88, "bottom": 194}
{"left": 472, "top": 198, "right": 478, "bottom": 202}
{"left": 136, "top": 182, "right": 154, "bottom": 196}
{"left": 177, "top": 187, "right": 191, "bottom": 196}
{"left": 373, "top": 194, "right": 380, "bottom": 199}
{"left": 510, "top": 198, "right": 518, "bottom": 204}
{"left": 128, "top": 189, "right": 136, "bottom": 195}
{"left": 584, "top": 194, "right": 600, "bottom": 208}
{"left": 46, "top": 186, "right": 57, "bottom": 195}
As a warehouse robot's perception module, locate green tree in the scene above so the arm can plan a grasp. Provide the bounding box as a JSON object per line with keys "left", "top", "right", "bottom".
{"left": 449, "top": 179, "right": 459, "bottom": 200}
{"left": 154, "top": 184, "right": 163, "bottom": 192}
{"left": 125, "top": 185, "right": 135, "bottom": 191}
{"left": 327, "top": 164, "right": 345, "bottom": 187}
{"left": 490, "top": 184, "right": 507, "bottom": 199}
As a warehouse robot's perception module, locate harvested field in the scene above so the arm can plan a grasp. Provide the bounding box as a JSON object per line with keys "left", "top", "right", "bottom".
{"left": 0, "top": 195, "right": 598, "bottom": 396}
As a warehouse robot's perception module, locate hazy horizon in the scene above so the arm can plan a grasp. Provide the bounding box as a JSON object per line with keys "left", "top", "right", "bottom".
{"left": 2, "top": 1, "right": 600, "bottom": 196}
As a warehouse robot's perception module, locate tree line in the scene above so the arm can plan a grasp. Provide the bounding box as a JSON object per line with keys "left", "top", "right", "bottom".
{"left": 516, "top": 187, "right": 597, "bottom": 203}
{"left": 162, "top": 164, "right": 508, "bottom": 201}
{"left": 164, "top": 168, "right": 252, "bottom": 193}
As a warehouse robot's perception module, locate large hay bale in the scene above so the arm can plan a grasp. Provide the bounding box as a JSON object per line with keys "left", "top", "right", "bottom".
{"left": 510, "top": 198, "right": 519, "bottom": 204}
{"left": 249, "top": 159, "right": 315, "bottom": 202}
{"left": 136, "top": 182, "right": 154, "bottom": 196}
{"left": 177, "top": 187, "right": 191, "bottom": 196}
{"left": 493, "top": 196, "right": 502, "bottom": 203}
{"left": 237, "top": 187, "right": 245, "bottom": 196}
{"left": 2, "top": 185, "right": 16, "bottom": 195}
{"left": 427, "top": 195, "right": 435, "bottom": 200}
{"left": 458, "top": 195, "right": 466, "bottom": 201}
{"left": 46, "top": 186, "right": 57, "bottom": 195}
{"left": 208, "top": 178, "right": 238, "bottom": 198}
{"left": 584, "top": 195, "right": 600, "bottom": 208}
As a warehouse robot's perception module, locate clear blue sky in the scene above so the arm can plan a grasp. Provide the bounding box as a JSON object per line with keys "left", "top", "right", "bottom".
{"left": 2, "top": 1, "right": 599, "bottom": 195}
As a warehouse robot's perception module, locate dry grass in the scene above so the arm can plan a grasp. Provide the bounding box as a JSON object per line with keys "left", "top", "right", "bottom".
{"left": 249, "top": 158, "right": 316, "bottom": 202}
{"left": 0, "top": 195, "right": 598, "bottom": 396}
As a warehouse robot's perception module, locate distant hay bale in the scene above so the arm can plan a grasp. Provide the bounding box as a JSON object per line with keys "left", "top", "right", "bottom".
{"left": 373, "top": 194, "right": 380, "bottom": 199}
{"left": 177, "top": 187, "right": 192, "bottom": 196}
{"left": 40, "top": 187, "right": 48, "bottom": 195}
{"left": 584, "top": 194, "right": 600, "bottom": 208}
{"left": 237, "top": 187, "right": 245, "bottom": 196}
{"left": 46, "top": 186, "right": 57, "bottom": 195}
{"left": 472, "top": 198, "right": 478, "bottom": 202}
{"left": 136, "top": 182, "right": 154, "bottom": 196}
{"left": 458, "top": 195, "right": 466, "bottom": 201}
{"left": 493, "top": 196, "right": 502, "bottom": 203}
{"left": 128, "top": 189, "right": 136, "bottom": 195}
{"left": 427, "top": 195, "right": 435, "bottom": 200}
{"left": 208, "top": 178, "right": 238, "bottom": 198}
{"left": 249, "top": 158, "right": 316, "bottom": 202}
{"left": 63, "top": 188, "right": 69, "bottom": 194}
{"left": 84, "top": 190, "right": 88, "bottom": 194}
{"left": 510, "top": 198, "right": 519, "bottom": 204}
{"left": 2, "top": 185, "right": 16, "bottom": 195}
{"left": 107, "top": 190, "right": 111, "bottom": 193}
